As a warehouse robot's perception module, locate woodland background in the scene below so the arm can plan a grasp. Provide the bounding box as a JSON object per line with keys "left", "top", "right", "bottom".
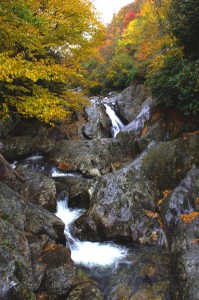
{"left": 0, "top": 0, "right": 198, "bottom": 124}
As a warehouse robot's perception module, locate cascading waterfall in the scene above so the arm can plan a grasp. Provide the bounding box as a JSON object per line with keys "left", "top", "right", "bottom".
{"left": 103, "top": 104, "right": 124, "bottom": 137}
{"left": 56, "top": 197, "right": 127, "bottom": 267}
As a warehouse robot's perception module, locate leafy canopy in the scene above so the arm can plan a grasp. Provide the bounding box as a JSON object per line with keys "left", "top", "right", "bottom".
{"left": 0, "top": 0, "right": 103, "bottom": 123}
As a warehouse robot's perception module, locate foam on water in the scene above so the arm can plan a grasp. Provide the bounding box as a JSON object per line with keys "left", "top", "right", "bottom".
{"left": 56, "top": 199, "right": 127, "bottom": 267}
{"left": 71, "top": 241, "right": 127, "bottom": 267}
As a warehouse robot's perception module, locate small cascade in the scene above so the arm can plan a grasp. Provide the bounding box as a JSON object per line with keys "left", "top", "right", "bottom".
{"left": 56, "top": 198, "right": 127, "bottom": 267}
{"left": 51, "top": 167, "right": 81, "bottom": 178}
{"left": 104, "top": 104, "right": 124, "bottom": 137}
{"left": 10, "top": 154, "right": 46, "bottom": 172}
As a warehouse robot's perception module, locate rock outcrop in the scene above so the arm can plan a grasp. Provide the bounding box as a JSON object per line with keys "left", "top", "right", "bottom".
{"left": 1, "top": 84, "right": 199, "bottom": 299}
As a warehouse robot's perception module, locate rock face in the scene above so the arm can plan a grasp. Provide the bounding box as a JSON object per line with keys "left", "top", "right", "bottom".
{"left": 81, "top": 102, "right": 112, "bottom": 139}
{"left": 48, "top": 137, "right": 140, "bottom": 176}
{"left": 115, "top": 84, "right": 149, "bottom": 123}
{"left": 0, "top": 162, "right": 71, "bottom": 299}
{"left": 74, "top": 165, "right": 163, "bottom": 244}
{"left": 1, "top": 83, "right": 199, "bottom": 299}
{"left": 159, "top": 170, "right": 199, "bottom": 300}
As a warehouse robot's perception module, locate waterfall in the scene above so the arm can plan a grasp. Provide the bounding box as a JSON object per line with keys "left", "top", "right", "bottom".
{"left": 56, "top": 198, "right": 127, "bottom": 267}
{"left": 104, "top": 104, "right": 124, "bottom": 137}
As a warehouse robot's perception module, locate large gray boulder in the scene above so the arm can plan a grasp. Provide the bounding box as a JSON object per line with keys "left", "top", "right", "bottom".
{"left": 0, "top": 183, "right": 35, "bottom": 297}
{"left": 24, "top": 203, "right": 65, "bottom": 240}
{"left": 81, "top": 102, "right": 112, "bottom": 139}
{"left": 115, "top": 84, "right": 149, "bottom": 123}
{"left": 38, "top": 243, "right": 76, "bottom": 296}
{"left": 159, "top": 169, "right": 199, "bottom": 300}
{"left": 74, "top": 164, "right": 163, "bottom": 244}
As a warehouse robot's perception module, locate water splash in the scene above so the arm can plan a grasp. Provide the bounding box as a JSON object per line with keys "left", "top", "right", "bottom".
{"left": 56, "top": 198, "right": 127, "bottom": 267}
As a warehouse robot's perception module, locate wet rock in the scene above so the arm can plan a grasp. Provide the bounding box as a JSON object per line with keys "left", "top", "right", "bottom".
{"left": 21, "top": 168, "right": 57, "bottom": 212}
{"left": 5, "top": 167, "right": 57, "bottom": 212}
{"left": 82, "top": 102, "right": 112, "bottom": 139}
{"left": 0, "top": 154, "right": 16, "bottom": 180}
{"left": 0, "top": 115, "right": 20, "bottom": 139}
{"left": 39, "top": 243, "right": 76, "bottom": 296}
{"left": 0, "top": 183, "right": 25, "bottom": 230}
{"left": 0, "top": 219, "right": 35, "bottom": 294}
{"left": 26, "top": 234, "right": 49, "bottom": 291}
{"left": 24, "top": 203, "right": 65, "bottom": 240}
{"left": 0, "top": 135, "right": 55, "bottom": 160}
{"left": 85, "top": 245, "right": 171, "bottom": 300}
{"left": 68, "top": 178, "right": 94, "bottom": 209}
{"left": 159, "top": 169, "right": 199, "bottom": 300}
{"left": 115, "top": 84, "right": 149, "bottom": 123}
{"left": 118, "top": 98, "right": 155, "bottom": 137}
{"left": 67, "top": 281, "right": 103, "bottom": 300}
{"left": 48, "top": 137, "right": 140, "bottom": 176}
{"left": 0, "top": 136, "right": 35, "bottom": 159}
{"left": 141, "top": 135, "right": 199, "bottom": 190}
{"left": 74, "top": 165, "right": 162, "bottom": 244}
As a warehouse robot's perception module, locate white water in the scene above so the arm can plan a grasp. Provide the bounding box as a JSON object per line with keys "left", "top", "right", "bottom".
{"left": 104, "top": 104, "right": 124, "bottom": 137}
{"left": 51, "top": 167, "right": 79, "bottom": 178}
{"left": 25, "top": 155, "right": 43, "bottom": 161}
{"left": 56, "top": 198, "right": 127, "bottom": 267}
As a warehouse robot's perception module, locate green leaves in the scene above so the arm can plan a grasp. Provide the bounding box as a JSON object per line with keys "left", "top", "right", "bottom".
{"left": 147, "top": 56, "right": 199, "bottom": 114}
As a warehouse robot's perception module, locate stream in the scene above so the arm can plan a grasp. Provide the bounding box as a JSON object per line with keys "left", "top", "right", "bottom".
{"left": 11, "top": 97, "right": 171, "bottom": 299}
{"left": 56, "top": 197, "right": 127, "bottom": 267}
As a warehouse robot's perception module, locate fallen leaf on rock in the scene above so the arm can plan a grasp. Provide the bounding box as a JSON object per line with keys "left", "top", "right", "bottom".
{"left": 179, "top": 212, "right": 199, "bottom": 223}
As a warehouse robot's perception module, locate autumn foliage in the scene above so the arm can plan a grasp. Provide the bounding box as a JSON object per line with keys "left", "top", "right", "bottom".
{"left": 0, "top": 0, "right": 103, "bottom": 123}
{"left": 87, "top": 0, "right": 199, "bottom": 114}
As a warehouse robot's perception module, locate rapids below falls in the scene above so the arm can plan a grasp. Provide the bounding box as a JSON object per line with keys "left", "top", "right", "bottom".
{"left": 11, "top": 95, "right": 170, "bottom": 299}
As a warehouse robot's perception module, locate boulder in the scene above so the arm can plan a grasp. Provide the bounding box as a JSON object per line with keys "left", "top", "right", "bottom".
{"left": 0, "top": 154, "right": 19, "bottom": 180}
{"left": 0, "top": 135, "right": 55, "bottom": 160}
{"left": 21, "top": 168, "right": 57, "bottom": 212}
{"left": 81, "top": 102, "right": 112, "bottom": 139}
{"left": 67, "top": 281, "right": 103, "bottom": 300}
{"left": 38, "top": 243, "right": 76, "bottom": 296}
{"left": 74, "top": 165, "right": 163, "bottom": 244}
{"left": 141, "top": 135, "right": 199, "bottom": 190}
{"left": 0, "top": 115, "right": 19, "bottom": 139}
{"left": 159, "top": 169, "right": 199, "bottom": 300}
{"left": 48, "top": 137, "right": 140, "bottom": 176}
{"left": 115, "top": 84, "right": 149, "bottom": 123}
{"left": 0, "top": 184, "right": 35, "bottom": 295}
{"left": 24, "top": 203, "right": 65, "bottom": 241}
{"left": 104, "top": 246, "right": 171, "bottom": 300}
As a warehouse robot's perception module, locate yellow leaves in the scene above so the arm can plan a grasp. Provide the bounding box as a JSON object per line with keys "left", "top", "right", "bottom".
{"left": 123, "top": 0, "right": 181, "bottom": 76}
{"left": 0, "top": 0, "right": 103, "bottom": 124}
{"left": 179, "top": 212, "right": 199, "bottom": 224}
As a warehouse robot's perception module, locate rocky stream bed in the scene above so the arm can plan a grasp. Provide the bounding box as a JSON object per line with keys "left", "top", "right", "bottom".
{"left": 0, "top": 84, "right": 199, "bottom": 299}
